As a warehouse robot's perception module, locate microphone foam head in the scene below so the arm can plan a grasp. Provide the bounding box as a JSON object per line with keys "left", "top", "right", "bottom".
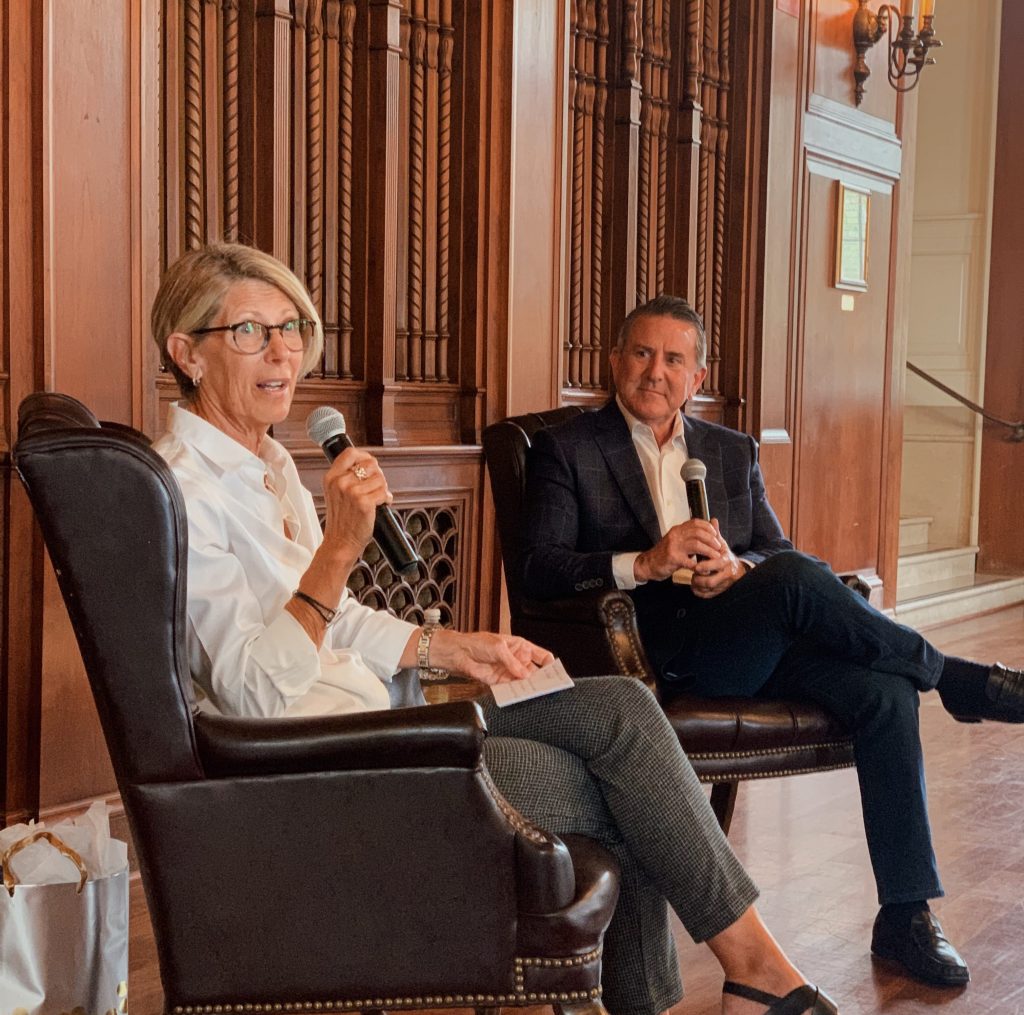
{"left": 306, "top": 406, "right": 347, "bottom": 447}
{"left": 681, "top": 458, "right": 707, "bottom": 483}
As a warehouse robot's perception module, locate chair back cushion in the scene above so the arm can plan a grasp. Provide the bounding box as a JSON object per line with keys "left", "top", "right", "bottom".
{"left": 481, "top": 406, "right": 585, "bottom": 605}
{"left": 14, "top": 393, "right": 203, "bottom": 785}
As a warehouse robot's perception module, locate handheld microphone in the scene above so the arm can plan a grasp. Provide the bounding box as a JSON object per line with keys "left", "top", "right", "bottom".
{"left": 681, "top": 458, "right": 710, "bottom": 522}
{"left": 674, "top": 458, "right": 711, "bottom": 579}
{"left": 306, "top": 406, "right": 422, "bottom": 578}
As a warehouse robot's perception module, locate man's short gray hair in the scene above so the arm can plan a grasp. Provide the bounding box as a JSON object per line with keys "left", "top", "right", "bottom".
{"left": 615, "top": 295, "right": 707, "bottom": 368}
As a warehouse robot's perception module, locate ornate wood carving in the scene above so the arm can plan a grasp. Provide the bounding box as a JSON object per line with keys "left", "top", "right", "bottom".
{"left": 184, "top": 0, "right": 205, "bottom": 250}
{"left": 320, "top": 0, "right": 341, "bottom": 377}
{"left": 223, "top": 0, "right": 242, "bottom": 240}
{"left": 566, "top": 0, "right": 739, "bottom": 403}
{"left": 202, "top": 0, "right": 223, "bottom": 234}
{"left": 306, "top": 0, "right": 324, "bottom": 314}
{"left": 347, "top": 504, "right": 459, "bottom": 625}
{"left": 636, "top": 0, "right": 652, "bottom": 304}
{"left": 711, "top": 0, "right": 729, "bottom": 396}
{"left": 567, "top": 0, "right": 585, "bottom": 389}
{"left": 436, "top": 0, "right": 453, "bottom": 383}
{"left": 292, "top": 0, "right": 309, "bottom": 280}
{"left": 655, "top": 1, "right": 669, "bottom": 295}
{"left": 591, "top": 1, "right": 608, "bottom": 388}
{"left": 698, "top": 0, "right": 725, "bottom": 395}
{"left": 338, "top": 0, "right": 356, "bottom": 379}
{"left": 159, "top": 0, "right": 474, "bottom": 440}
{"left": 684, "top": 0, "right": 701, "bottom": 105}
{"left": 407, "top": 0, "right": 426, "bottom": 383}
{"left": 565, "top": 0, "right": 610, "bottom": 393}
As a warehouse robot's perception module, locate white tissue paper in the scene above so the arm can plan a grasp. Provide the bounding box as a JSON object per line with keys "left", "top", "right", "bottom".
{"left": 0, "top": 800, "right": 128, "bottom": 886}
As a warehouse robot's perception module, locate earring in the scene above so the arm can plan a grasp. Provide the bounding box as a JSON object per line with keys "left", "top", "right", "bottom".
{"left": 192, "top": 372, "right": 202, "bottom": 387}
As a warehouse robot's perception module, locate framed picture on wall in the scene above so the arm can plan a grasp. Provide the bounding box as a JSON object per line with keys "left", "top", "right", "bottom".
{"left": 834, "top": 182, "right": 870, "bottom": 291}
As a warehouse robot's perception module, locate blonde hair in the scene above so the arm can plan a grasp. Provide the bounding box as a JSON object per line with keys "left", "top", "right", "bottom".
{"left": 151, "top": 242, "right": 324, "bottom": 398}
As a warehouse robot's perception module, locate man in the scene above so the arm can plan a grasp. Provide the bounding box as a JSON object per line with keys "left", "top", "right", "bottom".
{"left": 521, "top": 294, "right": 1024, "bottom": 989}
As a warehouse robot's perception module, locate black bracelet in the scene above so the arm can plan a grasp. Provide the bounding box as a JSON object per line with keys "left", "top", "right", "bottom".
{"left": 292, "top": 589, "right": 337, "bottom": 625}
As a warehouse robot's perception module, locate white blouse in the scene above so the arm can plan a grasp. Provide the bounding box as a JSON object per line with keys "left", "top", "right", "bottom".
{"left": 154, "top": 404, "right": 417, "bottom": 718}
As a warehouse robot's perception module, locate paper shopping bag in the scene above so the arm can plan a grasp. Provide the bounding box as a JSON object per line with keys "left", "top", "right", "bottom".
{"left": 0, "top": 830, "right": 128, "bottom": 1015}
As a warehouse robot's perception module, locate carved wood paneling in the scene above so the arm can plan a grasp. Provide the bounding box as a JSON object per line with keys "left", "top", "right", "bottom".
{"left": 347, "top": 503, "right": 460, "bottom": 624}
{"left": 397, "top": 0, "right": 455, "bottom": 386}
{"left": 562, "top": 0, "right": 733, "bottom": 406}
{"left": 223, "top": 0, "right": 242, "bottom": 240}
{"left": 299, "top": 445, "right": 483, "bottom": 631}
{"left": 159, "top": 0, "right": 473, "bottom": 443}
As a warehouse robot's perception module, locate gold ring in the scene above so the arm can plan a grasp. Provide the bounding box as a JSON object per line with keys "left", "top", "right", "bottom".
{"left": 353, "top": 465, "right": 369, "bottom": 481}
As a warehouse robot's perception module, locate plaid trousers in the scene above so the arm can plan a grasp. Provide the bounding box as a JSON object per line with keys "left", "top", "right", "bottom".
{"left": 482, "top": 676, "right": 758, "bottom": 1015}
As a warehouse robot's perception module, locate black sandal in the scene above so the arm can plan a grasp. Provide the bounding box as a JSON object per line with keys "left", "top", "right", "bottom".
{"left": 723, "top": 981, "right": 839, "bottom": 1015}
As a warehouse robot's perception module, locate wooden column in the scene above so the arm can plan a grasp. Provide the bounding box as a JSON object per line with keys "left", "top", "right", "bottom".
{"left": 666, "top": 0, "right": 701, "bottom": 303}
{"left": 254, "top": 0, "right": 293, "bottom": 260}
{"left": 606, "top": 0, "right": 641, "bottom": 342}
{"left": 1, "top": 0, "right": 45, "bottom": 827}
{"left": 978, "top": 0, "right": 1024, "bottom": 573}
{"left": 364, "top": 0, "right": 403, "bottom": 445}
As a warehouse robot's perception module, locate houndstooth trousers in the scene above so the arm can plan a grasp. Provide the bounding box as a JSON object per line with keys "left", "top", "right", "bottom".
{"left": 480, "top": 676, "right": 758, "bottom": 1015}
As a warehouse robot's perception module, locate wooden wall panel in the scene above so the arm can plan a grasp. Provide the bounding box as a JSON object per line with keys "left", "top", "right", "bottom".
{"left": 1, "top": 0, "right": 156, "bottom": 821}
{"left": 35, "top": 0, "right": 146, "bottom": 811}
{"left": 158, "top": 0, "right": 482, "bottom": 446}
{"left": 978, "top": 0, "right": 1024, "bottom": 573}
{"left": 556, "top": 0, "right": 740, "bottom": 423}
{"left": 755, "top": 0, "right": 913, "bottom": 605}
{"left": 810, "top": 0, "right": 895, "bottom": 124}
{"left": 504, "top": 0, "right": 566, "bottom": 418}
{"left": 46, "top": 6, "right": 136, "bottom": 424}
{"left": 2, "top": 0, "right": 46, "bottom": 826}
{"left": 794, "top": 172, "right": 892, "bottom": 572}
{"left": 743, "top": 0, "right": 797, "bottom": 526}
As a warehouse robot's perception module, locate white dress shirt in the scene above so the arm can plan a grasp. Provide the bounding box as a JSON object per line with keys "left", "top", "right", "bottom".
{"left": 611, "top": 397, "right": 691, "bottom": 591}
{"left": 154, "top": 404, "right": 417, "bottom": 718}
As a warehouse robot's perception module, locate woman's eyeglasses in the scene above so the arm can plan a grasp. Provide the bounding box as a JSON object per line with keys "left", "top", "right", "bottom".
{"left": 191, "top": 318, "right": 315, "bottom": 355}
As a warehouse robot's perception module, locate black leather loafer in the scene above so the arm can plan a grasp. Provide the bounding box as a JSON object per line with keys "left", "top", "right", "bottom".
{"left": 950, "top": 663, "right": 1024, "bottom": 724}
{"left": 871, "top": 909, "right": 970, "bottom": 987}
{"left": 986, "top": 663, "right": 1024, "bottom": 717}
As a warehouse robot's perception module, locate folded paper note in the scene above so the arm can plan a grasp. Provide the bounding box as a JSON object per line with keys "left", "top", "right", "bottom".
{"left": 490, "top": 658, "right": 575, "bottom": 707}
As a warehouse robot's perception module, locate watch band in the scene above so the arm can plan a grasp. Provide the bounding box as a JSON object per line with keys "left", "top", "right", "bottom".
{"left": 416, "top": 624, "right": 436, "bottom": 672}
{"left": 417, "top": 607, "right": 447, "bottom": 680}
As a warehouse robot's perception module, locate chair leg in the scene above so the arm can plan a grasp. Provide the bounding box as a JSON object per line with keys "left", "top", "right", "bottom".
{"left": 709, "top": 780, "right": 738, "bottom": 834}
{"left": 553, "top": 1002, "right": 610, "bottom": 1015}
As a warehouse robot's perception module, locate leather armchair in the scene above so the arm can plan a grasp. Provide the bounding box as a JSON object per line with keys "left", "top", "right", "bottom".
{"left": 482, "top": 408, "right": 856, "bottom": 833}
{"left": 15, "top": 393, "right": 619, "bottom": 1015}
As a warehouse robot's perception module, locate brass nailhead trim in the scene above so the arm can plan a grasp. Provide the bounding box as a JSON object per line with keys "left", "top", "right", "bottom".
{"left": 169, "top": 955, "right": 603, "bottom": 1015}
{"left": 479, "top": 767, "right": 552, "bottom": 845}
{"left": 692, "top": 760, "right": 856, "bottom": 783}
{"left": 518, "top": 947, "right": 600, "bottom": 968}
{"left": 690, "top": 741, "right": 854, "bottom": 761}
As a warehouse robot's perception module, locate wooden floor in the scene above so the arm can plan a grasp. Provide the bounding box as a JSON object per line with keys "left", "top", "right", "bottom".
{"left": 128, "top": 608, "right": 1024, "bottom": 1015}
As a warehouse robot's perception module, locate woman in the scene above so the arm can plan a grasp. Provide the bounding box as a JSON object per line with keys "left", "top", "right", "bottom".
{"left": 151, "top": 242, "right": 838, "bottom": 1015}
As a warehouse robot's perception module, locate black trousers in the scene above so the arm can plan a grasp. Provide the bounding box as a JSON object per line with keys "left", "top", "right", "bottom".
{"left": 654, "top": 549, "right": 946, "bottom": 904}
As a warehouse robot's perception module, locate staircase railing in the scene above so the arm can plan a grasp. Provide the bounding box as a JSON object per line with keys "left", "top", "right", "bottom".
{"left": 906, "top": 362, "right": 1024, "bottom": 442}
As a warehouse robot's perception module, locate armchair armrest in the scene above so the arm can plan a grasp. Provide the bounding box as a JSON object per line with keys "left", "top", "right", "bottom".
{"left": 194, "top": 700, "right": 486, "bottom": 777}
{"left": 518, "top": 591, "right": 618, "bottom": 626}
{"left": 839, "top": 572, "right": 873, "bottom": 601}
{"left": 514, "top": 590, "right": 655, "bottom": 684}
